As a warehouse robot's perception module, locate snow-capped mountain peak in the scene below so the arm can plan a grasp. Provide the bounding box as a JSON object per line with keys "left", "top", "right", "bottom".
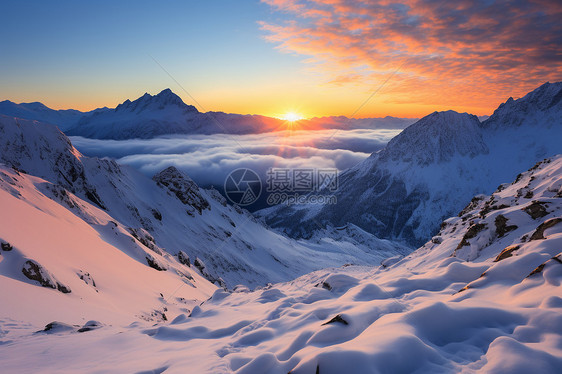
{"left": 115, "top": 88, "right": 197, "bottom": 114}
{"left": 378, "top": 110, "right": 487, "bottom": 165}
{"left": 259, "top": 82, "right": 562, "bottom": 246}
{"left": 483, "top": 81, "right": 562, "bottom": 129}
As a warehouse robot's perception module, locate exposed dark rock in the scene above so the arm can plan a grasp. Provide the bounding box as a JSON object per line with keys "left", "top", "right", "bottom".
{"left": 221, "top": 213, "right": 236, "bottom": 227}
{"left": 456, "top": 285, "right": 471, "bottom": 294}
{"left": 526, "top": 263, "right": 546, "bottom": 277}
{"left": 194, "top": 257, "right": 205, "bottom": 272}
{"left": 495, "top": 184, "right": 507, "bottom": 193}
{"left": 39, "top": 321, "right": 77, "bottom": 334}
{"left": 480, "top": 201, "right": 510, "bottom": 218}
{"left": 77, "top": 270, "right": 96, "bottom": 288}
{"left": 459, "top": 195, "right": 486, "bottom": 217}
{"left": 77, "top": 321, "right": 102, "bottom": 333}
{"left": 207, "top": 187, "right": 227, "bottom": 206}
{"left": 153, "top": 166, "right": 210, "bottom": 215}
{"left": 151, "top": 209, "right": 162, "bottom": 221}
{"left": 177, "top": 250, "right": 191, "bottom": 267}
{"left": 176, "top": 269, "right": 194, "bottom": 282}
{"left": 513, "top": 173, "right": 524, "bottom": 184}
{"left": 1, "top": 241, "right": 13, "bottom": 251}
{"left": 456, "top": 223, "right": 487, "bottom": 249}
{"left": 22, "top": 259, "right": 71, "bottom": 293}
{"left": 523, "top": 201, "right": 549, "bottom": 219}
{"left": 193, "top": 257, "right": 228, "bottom": 290}
{"left": 129, "top": 228, "right": 161, "bottom": 254}
{"left": 85, "top": 188, "right": 106, "bottom": 210}
{"left": 322, "top": 314, "right": 348, "bottom": 326}
{"left": 494, "top": 245, "right": 520, "bottom": 262}
{"left": 495, "top": 215, "right": 518, "bottom": 237}
{"left": 526, "top": 254, "right": 562, "bottom": 278}
{"left": 529, "top": 218, "right": 562, "bottom": 240}
{"left": 146, "top": 256, "right": 167, "bottom": 271}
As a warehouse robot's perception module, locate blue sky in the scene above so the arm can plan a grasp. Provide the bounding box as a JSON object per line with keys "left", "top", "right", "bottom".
{"left": 1, "top": 1, "right": 560, "bottom": 118}
{"left": 0, "top": 1, "right": 309, "bottom": 115}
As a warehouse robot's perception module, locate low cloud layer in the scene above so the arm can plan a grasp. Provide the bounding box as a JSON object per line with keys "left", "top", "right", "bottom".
{"left": 71, "top": 128, "right": 401, "bottom": 188}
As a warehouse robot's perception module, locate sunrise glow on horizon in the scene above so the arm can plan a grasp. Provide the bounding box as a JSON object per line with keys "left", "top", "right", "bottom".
{"left": 1, "top": 1, "right": 561, "bottom": 119}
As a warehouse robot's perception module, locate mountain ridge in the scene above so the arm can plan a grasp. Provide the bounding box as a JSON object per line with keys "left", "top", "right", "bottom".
{"left": 0, "top": 114, "right": 409, "bottom": 288}
{"left": 1, "top": 89, "right": 415, "bottom": 139}
{"left": 258, "top": 82, "right": 562, "bottom": 246}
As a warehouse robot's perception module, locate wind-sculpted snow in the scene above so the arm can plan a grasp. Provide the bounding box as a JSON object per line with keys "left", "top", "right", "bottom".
{"left": 1, "top": 155, "right": 561, "bottom": 373}
{"left": 260, "top": 82, "right": 562, "bottom": 246}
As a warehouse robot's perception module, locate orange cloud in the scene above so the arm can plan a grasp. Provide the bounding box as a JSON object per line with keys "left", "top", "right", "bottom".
{"left": 260, "top": 0, "right": 562, "bottom": 114}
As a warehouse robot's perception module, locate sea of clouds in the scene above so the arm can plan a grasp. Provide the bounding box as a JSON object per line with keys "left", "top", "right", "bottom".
{"left": 71, "top": 128, "right": 402, "bottom": 189}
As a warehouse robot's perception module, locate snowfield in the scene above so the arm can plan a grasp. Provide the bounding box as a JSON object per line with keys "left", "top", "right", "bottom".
{"left": 1, "top": 153, "right": 561, "bottom": 372}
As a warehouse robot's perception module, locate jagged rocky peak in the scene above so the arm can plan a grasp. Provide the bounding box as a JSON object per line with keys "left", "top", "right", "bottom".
{"left": 378, "top": 110, "right": 487, "bottom": 165}
{"left": 152, "top": 166, "right": 210, "bottom": 214}
{"left": 483, "top": 82, "right": 562, "bottom": 129}
{"left": 116, "top": 88, "right": 197, "bottom": 113}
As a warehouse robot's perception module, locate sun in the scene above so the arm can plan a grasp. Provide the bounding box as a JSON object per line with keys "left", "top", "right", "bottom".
{"left": 282, "top": 112, "right": 303, "bottom": 122}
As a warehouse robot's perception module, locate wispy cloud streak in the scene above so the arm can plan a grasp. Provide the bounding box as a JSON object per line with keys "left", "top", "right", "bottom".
{"left": 261, "top": 0, "right": 562, "bottom": 111}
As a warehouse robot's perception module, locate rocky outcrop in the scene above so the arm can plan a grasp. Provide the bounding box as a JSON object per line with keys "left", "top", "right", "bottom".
{"left": 194, "top": 257, "right": 227, "bottom": 290}
{"left": 456, "top": 223, "right": 487, "bottom": 249}
{"left": 529, "top": 218, "right": 562, "bottom": 240}
{"left": 22, "top": 259, "right": 71, "bottom": 293}
{"left": 146, "top": 255, "right": 167, "bottom": 271}
{"left": 494, "top": 245, "right": 520, "bottom": 262}
{"left": 177, "top": 251, "right": 191, "bottom": 267}
{"left": 494, "top": 215, "right": 518, "bottom": 237}
{"left": 1, "top": 241, "right": 13, "bottom": 251}
{"left": 153, "top": 166, "right": 209, "bottom": 215}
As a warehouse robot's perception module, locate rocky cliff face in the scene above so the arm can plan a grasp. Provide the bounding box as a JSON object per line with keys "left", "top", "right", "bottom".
{"left": 153, "top": 166, "right": 210, "bottom": 215}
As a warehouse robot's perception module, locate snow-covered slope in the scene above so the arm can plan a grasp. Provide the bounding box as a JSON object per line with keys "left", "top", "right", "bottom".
{"left": 259, "top": 82, "right": 562, "bottom": 246}
{"left": 2, "top": 154, "right": 561, "bottom": 373}
{"left": 0, "top": 165, "right": 217, "bottom": 327}
{"left": 0, "top": 115, "right": 408, "bottom": 288}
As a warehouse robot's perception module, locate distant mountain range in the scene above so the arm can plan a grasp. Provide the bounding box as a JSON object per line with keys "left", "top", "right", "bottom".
{"left": 0, "top": 89, "right": 415, "bottom": 139}
{"left": 257, "top": 82, "right": 562, "bottom": 246}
